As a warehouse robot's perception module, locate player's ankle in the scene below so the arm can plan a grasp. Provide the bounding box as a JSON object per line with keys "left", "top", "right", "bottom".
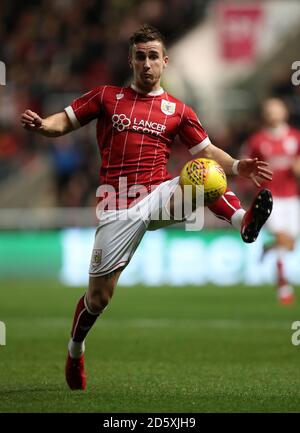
{"left": 231, "top": 208, "right": 246, "bottom": 230}
{"left": 68, "top": 339, "right": 85, "bottom": 359}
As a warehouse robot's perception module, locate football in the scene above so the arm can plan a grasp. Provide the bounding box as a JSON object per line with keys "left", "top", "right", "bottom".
{"left": 179, "top": 158, "right": 227, "bottom": 205}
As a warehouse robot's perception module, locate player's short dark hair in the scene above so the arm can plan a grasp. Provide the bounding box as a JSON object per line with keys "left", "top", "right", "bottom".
{"left": 129, "top": 24, "right": 167, "bottom": 56}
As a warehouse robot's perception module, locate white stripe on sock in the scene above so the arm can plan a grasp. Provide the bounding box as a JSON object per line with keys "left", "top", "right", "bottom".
{"left": 68, "top": 339, "right": 85, "bottom": 359}
{"left": 231, "top": 208, "right": 246, "bottom": 230}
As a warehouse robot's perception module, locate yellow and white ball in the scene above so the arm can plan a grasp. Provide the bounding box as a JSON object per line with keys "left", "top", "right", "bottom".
{"left": 180, "top": 158, "right": 227, "bottom": 205}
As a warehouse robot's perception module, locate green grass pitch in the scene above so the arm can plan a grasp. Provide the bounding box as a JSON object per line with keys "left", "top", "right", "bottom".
{"left": 0, "top": 281, "right": 300, "bottom": 412}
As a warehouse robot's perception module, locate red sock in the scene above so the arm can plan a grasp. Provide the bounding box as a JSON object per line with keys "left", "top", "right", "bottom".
{"left": 277, "top": 259, "right": 287, "bottom": 287}
{"left": 71, "top": 295, "right": 99, "bottom": 342}
{"left": 208, "top": 188, "right": 242, "bottom": 224}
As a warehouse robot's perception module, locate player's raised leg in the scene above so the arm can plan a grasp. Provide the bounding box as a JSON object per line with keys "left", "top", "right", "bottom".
{"left": 208, "top": 188, "right": 273, "bottom": 243}
{"left": 65, "top": 270, "right": 123, "bottom": 390}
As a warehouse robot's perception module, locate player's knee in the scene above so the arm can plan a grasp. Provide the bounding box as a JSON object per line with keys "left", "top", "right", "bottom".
{"left": 286, "top": 239, "right": 295, "bottom": 251}
{"left": 276, "top": 233, "right": 295, "bottom": 251}
{"left": 98, "top": 290, "right": 112, "bottom": 309}
{"left": 87, "top": 290, "right": 111, "bottom": 313}
{"left": 87, "top": 277, "right": 115, "bottom": 313}
{"left": 87, "top": 269, "right": 122, "bottom": 313}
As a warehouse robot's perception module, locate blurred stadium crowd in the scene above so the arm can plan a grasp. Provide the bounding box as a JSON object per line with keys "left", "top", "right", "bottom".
{"left": 0, "top": 0, "right": 299, "bottom": 208}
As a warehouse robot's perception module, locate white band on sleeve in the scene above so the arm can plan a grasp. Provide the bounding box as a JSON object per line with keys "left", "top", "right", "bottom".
{"left": 189, "top": 137, "right": 211, "bottom": 155}
{"left": 232, "top": 159, "right": 240, "bottom": 175}
{"left": 64, "top": 106, "right": 81, "bottom": 129}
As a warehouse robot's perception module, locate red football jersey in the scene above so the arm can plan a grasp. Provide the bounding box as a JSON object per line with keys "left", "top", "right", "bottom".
{"left": 65, "top": 85, "right": 210, "bottom": 208}
{"left": 245, "top": 125, "right": 300, "bottom": 197}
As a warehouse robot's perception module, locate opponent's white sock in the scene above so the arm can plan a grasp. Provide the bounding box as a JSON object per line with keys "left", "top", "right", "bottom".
{"left": 68, "top": 339, "right": 85, "bottom": 359}
{"left": 231, "top": 209, "right": 246, "bottom": 230}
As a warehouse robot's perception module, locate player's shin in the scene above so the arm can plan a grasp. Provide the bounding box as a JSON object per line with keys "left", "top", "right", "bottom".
{"left": 275, "top": 247, "right": 295, "bottom": 304}
{"left": 68, "top": 294, "right": 100, "bottom": 359}
{"left": 276, "top": 249, "right": 287, "bottom": 287}
{"left": 208, "top": 188, "right": 245, "bottom": 228}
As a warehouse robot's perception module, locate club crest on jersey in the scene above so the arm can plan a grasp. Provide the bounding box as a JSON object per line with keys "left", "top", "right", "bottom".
{"left": 161, "top": 99, "right": 176, "bottom": 115}
{"left": 91, "top": 249, "right": 102, "bottom": 266}
{"left": 116, "top": 93, "right": 124, "bottom": 100}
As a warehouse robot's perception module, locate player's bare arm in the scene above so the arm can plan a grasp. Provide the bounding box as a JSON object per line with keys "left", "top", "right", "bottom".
{"left": 199, "top": 143, "right": 273, "bottom": 187}
{"left": 21, "top": 110, "right": 73, "bottom": 137}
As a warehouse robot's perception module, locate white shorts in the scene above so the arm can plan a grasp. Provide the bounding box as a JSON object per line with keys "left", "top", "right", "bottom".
{"left": 89, "top": 177, "right": 181, "bottom": 276}
{"left": 267, "top": 196, "right": 300, "bottom": 238}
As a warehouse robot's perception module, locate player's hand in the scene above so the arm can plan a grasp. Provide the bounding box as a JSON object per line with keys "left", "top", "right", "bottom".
{"left": 237, "top": 158, "right": 273, "bottom": 187}
{"left": 21, "top": 110, "right": 44, "bottom": 131}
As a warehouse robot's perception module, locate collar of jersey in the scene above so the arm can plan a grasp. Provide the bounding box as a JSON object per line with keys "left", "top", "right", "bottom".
{"left": 130, "top": 84, "right": 165, "bottom": 96}
{"left": 265, "top": 124, "right": 289, "bottom": 138}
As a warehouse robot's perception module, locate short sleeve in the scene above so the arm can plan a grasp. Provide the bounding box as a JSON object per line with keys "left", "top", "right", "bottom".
{"left": 64, "top": 86, "right": 106, "bottom": 129}
{"left": 178, "top": 105, "right": 211, "bottom": 155}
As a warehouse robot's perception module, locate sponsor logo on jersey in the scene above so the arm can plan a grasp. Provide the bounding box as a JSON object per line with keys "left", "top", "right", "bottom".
{"left": 111, "top": 113, "right": 166, "bottom": 136}
{"left": 161, "top": 99, "right": 176, "bottom": 115}
{"left": 112, "top": 114, "right": 131, "bottom": 131}
{"left": 132, "top": 118, "right": 166, "bottom": 136}
{"left": 116, "top": 93, "right": 124, "bottom": 100}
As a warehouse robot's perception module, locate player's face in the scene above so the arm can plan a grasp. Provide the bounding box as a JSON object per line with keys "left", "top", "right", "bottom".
{"left": 262, "top": 99, "right": 288, "bottom": 127}
{"left": 129, "top": 41, "right": 168, "bottom": 92}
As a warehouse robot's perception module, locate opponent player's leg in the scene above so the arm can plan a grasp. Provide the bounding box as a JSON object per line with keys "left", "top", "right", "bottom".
{"left": 271, "top": 232, "right": 295, "bottom": 305}
{"left": 208, "top": 188, "right": 273, "bottom": 243}
{"left": 66, "top": 269, "right": 123, "bottom": 390}
{"left": 262, "top": 197, "right": 299, "bottom": 305}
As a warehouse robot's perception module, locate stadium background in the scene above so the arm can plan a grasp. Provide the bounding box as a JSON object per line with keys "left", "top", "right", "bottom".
{"left": 1, "top": 0, "right": 300, "bottom": 413}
